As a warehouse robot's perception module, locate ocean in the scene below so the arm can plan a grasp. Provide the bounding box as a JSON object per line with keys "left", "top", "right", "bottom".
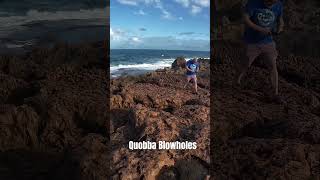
{"left": 0, "top": 19, "right": 106, "bottom": 55}
{"left": 110, "top": 49, "right": 210, "bottom": 77}
{"left": 0, "top": 3, "right": 107, "bottom": 55}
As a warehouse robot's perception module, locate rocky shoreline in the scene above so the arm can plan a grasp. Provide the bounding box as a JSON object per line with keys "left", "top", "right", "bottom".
{"left": 0, "top": 45, "right": 211, "bottom": 179}
{"left": 0, "top": 42, "right": 110, "bottom": 180}
{"left": 211, "top": 40, "right": 320, "bottom": 179}
{"left": 110, "top": 57, "right": 210, "bottom": 179}
{"left": 1, "top": 39, "right": 318, "bottom": 179}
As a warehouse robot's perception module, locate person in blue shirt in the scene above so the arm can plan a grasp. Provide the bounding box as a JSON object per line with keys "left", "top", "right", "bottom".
{"left": 235, "top": 0, "right": 284, "bottom": 101}
{"left": 184, "top": 58, "right": 200, "bottom": 94}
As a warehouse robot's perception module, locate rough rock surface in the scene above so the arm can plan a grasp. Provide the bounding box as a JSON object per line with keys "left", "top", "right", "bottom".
{"left": 171, "top": 56, "right": 186, "bottom": 70}
{"left": 0, "top": 42, "right": 109, "bottom": 180}
{"left": 211, "top": 41, "right": 320, "bottom": 179}
{"left": 111, "top": 59, "right": 210, "bottom": 179}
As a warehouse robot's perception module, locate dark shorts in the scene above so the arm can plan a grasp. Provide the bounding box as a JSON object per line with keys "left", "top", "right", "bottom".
{"left": 246, "top": 42, "right": 278, "bottom": 63}
{"left": 186, "top": 74, "right": 196, "bottom": 79}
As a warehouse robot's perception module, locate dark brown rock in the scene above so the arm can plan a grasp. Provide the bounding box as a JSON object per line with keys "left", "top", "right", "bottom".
{"left": 110, "top": 58, "right": 210, "bottom": 179}
{"left": 212, "top": 41, "right": 320, "bottom": 179}
{"left": 0, "top": 42, "right": 109, "bottom": 179}
{"left": 171, "top": 56, "right": 186, "bottom": 70}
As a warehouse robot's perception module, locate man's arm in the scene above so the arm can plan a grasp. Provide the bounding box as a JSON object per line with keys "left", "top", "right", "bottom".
{"left": 243, "top": 13, "right": 271, "bottom": 35}
{"left": 277, "top": 2, "right": 284, "bottom": 33}
{"left": 185, "top": 64, "right": 192, "bottom": 71}
{"left": 277, "top": 15, "right": 284, "bottom": 33}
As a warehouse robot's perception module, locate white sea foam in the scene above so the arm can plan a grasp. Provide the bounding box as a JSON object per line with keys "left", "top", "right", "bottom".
{"left": 5, "top": 44, "right": 24, "bottom": 48}
{"left": 110, "top": 56, "right": 210, "bottom": 77}
{"left": 110, "top": 58, "right": 175, "bottom": 73}
{"left": 4, "top": 39, "right": 36, "bottom": 49}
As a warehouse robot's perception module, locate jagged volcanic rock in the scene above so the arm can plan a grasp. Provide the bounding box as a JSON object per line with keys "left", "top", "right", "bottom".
{"left": 110, "top": 59, "right": 210, "bottom": 179}
{"left": 211, "top": 41, "right": 320, "bottom": 179}
{"left": 0, "top": 42, "right": 109, "bottom": 180}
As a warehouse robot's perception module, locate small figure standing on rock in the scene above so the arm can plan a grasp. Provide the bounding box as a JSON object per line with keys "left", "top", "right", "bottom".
{"left": 184, "top": 58, "right": 200, "bottom": 94}
{"left": 235, "top": 0, "right": 284, "bottom": 102}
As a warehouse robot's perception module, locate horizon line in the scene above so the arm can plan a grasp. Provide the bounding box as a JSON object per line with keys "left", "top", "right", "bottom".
{"left": 110, "top": 48, "right": 210, "bottom": 52}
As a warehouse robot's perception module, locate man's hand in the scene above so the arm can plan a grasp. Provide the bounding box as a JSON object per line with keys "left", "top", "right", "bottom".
{"left": 258, "top": 27, "right": 272, "bottom": 35}
{"left": 186, "top": 66, "right": 192, "bottom": 72}
{"left": 277, "top": 16, "right": 284, "bottom": 34}
{"left": 277, "top": 28, "right": 283, "bottom": 34}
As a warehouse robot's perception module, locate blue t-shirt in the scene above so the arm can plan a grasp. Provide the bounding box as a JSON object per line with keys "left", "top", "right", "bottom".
{"left": 243, "top": 0, "right": 283, "bottom": 44}
{"left": 186, "top": 60, "right": 199, "bottom": 75}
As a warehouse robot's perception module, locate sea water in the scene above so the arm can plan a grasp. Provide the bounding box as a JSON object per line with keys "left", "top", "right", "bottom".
{"left": 110, "top": 49, "right": 209, "bottom": 78}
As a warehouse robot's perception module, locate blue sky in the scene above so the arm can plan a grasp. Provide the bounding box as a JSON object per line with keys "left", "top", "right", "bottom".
{"left": 110, "top": 0, "right": 210, "bottom": 51}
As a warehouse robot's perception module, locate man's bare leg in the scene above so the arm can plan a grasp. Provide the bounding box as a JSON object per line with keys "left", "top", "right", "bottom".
{"left": 236, "top": 55, "right": 258, "bottom": 85}
{"left": 271, "top": 64, "right": 279, "bottom": 95}
{"left": 265, "top": 53, "right": 282, "bottom": 104}
{"left": 261, "top": 42, "right": 279, "bottom": 97}
{"left": 193, "top": 76, "right": 198, "bottom": 93}
{"left": 184, "top": 76, "right": 192, "bottom": 89}
{"left": 236, "top": 44, "right": 260, "bottom": 85}
{"left": 265, "top": 53, "right": 279, "bottom": 96}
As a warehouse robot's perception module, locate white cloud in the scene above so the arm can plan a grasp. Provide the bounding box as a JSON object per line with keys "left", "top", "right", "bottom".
{"left": 173, "top": 0, "right": 209, "bottom": 16}
{"left": 153, "top": 1, "right": 174, "bottom": 20}
{"left": 191, "top": 5, "right": 201, "bottom": 15}
{"left": 131, "top": 37, "right": 142, "bottom": 43}
{"left": 192, "top": 0, "right": 209, "bottom": 7}
{"left": 161, "top": 9, "right": 173, "bottom": 19}
{"left": 134, "top": 9, "right": 146, "bottom": 15}
{"left": 117, "top": 0, "right": 138, "bottom": 6}
{"left": 143, "top": 0, "right": 161, "bottom": 4}
{"left": 117, "top": 0, "right": 174, "bottom": 20}
{"left": 113, "top": 36, "right": 209, "bottom": 51}
{"left": 174, "top": 0, "right": 190, "bottom": 7}
{"left": 110, "top": 27, "right": 125, "bottom": 41}
{"left": 117, "top": 0, "right": 163, "bottom": 7}
{"left": 111, "top": 27, "right": 143, "bottom": 45}
{"left": 117, "top": 0, "right": 209, "bottom": 18}
{"left": 110, "top": 28, "right": 114, "bottom": 36}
